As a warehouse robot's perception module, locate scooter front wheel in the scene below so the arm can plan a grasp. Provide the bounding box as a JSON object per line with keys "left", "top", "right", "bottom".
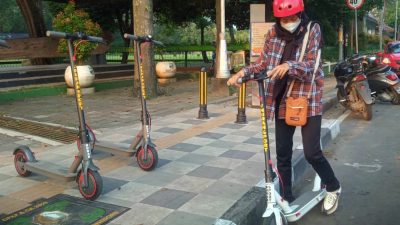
{"left": 77, "top": 169, "right": 103, "bottom": 200}
{"left": 361, "top": 103, "right": 373, "bottom": 121}
{"left": 136, "top": 146, "right": 158, "bottom": 171}
{"left": 14, "top": 150, "right": 32, "bottom": 177}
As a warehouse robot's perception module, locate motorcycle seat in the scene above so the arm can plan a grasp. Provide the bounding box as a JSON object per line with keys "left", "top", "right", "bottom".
{"left": 365, "top": 65, "right": 390, "bottom": 76}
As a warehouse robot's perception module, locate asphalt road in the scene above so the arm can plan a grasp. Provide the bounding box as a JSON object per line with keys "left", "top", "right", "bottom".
{"left": 293, "top": 103, "right": 400, "bottom": 225}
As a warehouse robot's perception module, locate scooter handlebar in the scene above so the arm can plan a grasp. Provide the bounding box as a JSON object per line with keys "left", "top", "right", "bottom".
{"left": 124, "top": 33, "right": 164, "bottom": 46}
{"left": 0, "top": 39, "right": 10, "bottom": 48}
{"left": 46, "top": 31, "right": 106, "bottom": 44}
{"left": 237, "top": 72, "right": 269, "bottom": 84}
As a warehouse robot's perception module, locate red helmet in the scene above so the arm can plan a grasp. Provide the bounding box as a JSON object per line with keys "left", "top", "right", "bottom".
{"left": 273, "top": 0, "right": 304, "bottom": 18}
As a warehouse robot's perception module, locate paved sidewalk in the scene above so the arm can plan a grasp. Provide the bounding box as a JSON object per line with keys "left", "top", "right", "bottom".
{"left": 0, "top": 76, "right": 341, "bottom": 224}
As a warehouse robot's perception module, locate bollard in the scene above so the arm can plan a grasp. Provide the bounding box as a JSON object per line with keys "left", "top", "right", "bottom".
{"left": 198, "top": 67, "right": 209, "bottom": 119}
{"left": 236, "top": 83, "right": 247, "bottom": 124}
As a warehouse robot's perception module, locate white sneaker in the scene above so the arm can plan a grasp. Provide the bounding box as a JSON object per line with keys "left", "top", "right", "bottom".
{"left": 322, "top": 187, "right": 341, "bottom": 215}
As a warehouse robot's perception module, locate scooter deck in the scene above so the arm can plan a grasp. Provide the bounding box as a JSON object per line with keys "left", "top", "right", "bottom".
{"left": 95, "top": 140, "right": 135, "bottom": 157}
{"left": 284, "top": 189, "right": 326, "bottom": 222}
{"left": 25, "top": 161, "right": 77, "bottom": 182}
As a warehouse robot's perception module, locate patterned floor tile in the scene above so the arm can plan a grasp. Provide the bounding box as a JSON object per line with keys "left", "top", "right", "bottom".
{"left": 134, "top": 172, "right": 181, "bottom": 187}
{"left": 157, "top": 161, "right": 201, "bottom": 175}
{"left": 104, "top": 182, "right": 160, "bottom": 204}
{"left": 101, "top": 176, "right": 130, "bottom": 195}
{"left": 178, "top": 194, "right": 236, "bottom": 218}
{"left": 187, "top": 165, "right": 231, "bottom": 180}
{"left": 219, "top": 150, "right": 256, "bottom": 160}
{"left": 156, "top": 211, "right": 215, "bottom": 225}
{"left": 202, "top": 180, "right": 251, "bottom": 200}
{"left": 153, "top": 127, "right": 183, "bottom": 134}
{"left": 167, "top": 143, "right": 202, "bottom": 152}
{"left": 196, "top": 132, "right": 226, "bottom": 139}
{"left": 177, "top": 149, "right": 216, "bottom": 162}
{"left": 141, "top": 188, "right": 197, "bottom": 209}
{"left": 204, "top": 157, "right": 246, "bottom": 170}
{"left": 112, "top": 203, "right": 173, "bottom": 225}
{"left": 165, "top": 175, "right": 216, "bottom": 193}
{"left": 191, "top": 146, "right": 228, "bottom": 157}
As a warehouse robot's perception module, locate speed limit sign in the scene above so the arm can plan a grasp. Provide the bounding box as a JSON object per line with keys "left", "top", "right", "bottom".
{"left": 346, "top": 0, "right": 365, "bottom": 10}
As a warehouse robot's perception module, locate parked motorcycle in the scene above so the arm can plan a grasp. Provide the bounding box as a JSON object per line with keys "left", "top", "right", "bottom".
{"left": 363, "top": 55, "right": 400, "bottom": 105}
{"left": 334, "top": 54, "right": 374, "bottom": 121}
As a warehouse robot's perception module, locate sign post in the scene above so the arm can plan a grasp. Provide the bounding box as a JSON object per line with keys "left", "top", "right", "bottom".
{"left": 346, "top": 0, "right": 365, "bottom": 54}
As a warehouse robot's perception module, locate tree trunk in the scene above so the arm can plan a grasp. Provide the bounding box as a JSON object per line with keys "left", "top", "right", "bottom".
{"left": 228, "top": 24, "right": 236, "bottom": 44}
{"left": 16, "top": 0, "right": 52, "bottom": 65}
{"left": 133, "top": 0, "right": 157, "bottom": 98}
{"left": 200, "top": 25, "right": 209, "bottom": 63}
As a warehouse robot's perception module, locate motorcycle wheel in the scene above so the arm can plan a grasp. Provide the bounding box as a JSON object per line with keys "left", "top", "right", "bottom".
{"left": 390, "top": 87, "right": 400, "bottom": 105}
{"left": 337, "top": 90, "right": 349, "bottom": 108}
{"left": 362, "top": 103, "right": 373, "bottom": 121}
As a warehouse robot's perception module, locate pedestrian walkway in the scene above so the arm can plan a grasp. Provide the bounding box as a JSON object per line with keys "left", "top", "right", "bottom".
{"left": 0, "top": 76, "right": 341, "bottom": 224}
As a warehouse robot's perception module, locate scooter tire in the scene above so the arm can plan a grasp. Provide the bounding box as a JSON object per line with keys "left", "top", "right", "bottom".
{"left": 362, "top": 103, "right": 373, "bottom": 121}
{"left": 337, "top": 90, "right": 349, "bottom": 108}
{"left": 14, "top": 150, "right": 32, "bottom": 177}
{"left": 390, "top": 88, "right": 400, "bottom": 105}
{"left": 77, "top": 169, "right": 103, "bottom": 200}
{"left": 136, "top": 146, "right": 158, "bottom": 171}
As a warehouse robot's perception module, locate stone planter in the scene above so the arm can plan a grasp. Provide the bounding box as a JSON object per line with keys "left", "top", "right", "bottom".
{"left": 64, "top": 65, "right": 95, "bottom": 95}
{"left": 156, "top": 61, "right": 177, "bottom": 85}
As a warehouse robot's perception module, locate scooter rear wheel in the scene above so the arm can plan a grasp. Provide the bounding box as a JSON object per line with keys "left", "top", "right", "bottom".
{"left": 14, "top": 150, "right": 32, "bottom": 177}
{"left": 136, "top": 146, "right": 158, "bottom": 171}
{"left": 77, "top": 169, "right": 103, "bottom": 200}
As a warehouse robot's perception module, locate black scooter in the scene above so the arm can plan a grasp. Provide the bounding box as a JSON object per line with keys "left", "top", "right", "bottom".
{"left": 334, "top": 54, "right": 374, "bottom": 121}
{"left": 363, "top": 55, "right": 400, "bottom": 105}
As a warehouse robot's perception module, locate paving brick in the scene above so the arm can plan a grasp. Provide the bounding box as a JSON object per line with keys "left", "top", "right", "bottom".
{"left": 156, "top": 211, "right": 215, "bottom": 225}
{"left": 141, "top": 188, "right": 197, "bottom": 210}
{"left": 187, "top": 166, "right": 231, "bottom": 180}
{"left": 219, "top": 150, "right": 256, "bottom": 160}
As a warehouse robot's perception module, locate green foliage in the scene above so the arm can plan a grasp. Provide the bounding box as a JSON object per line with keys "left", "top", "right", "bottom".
{"left": 0, "top": 0, "right": 26, "bottom": 33}
{"left": 52, "top": 1, "right": 102, "bottom": 64}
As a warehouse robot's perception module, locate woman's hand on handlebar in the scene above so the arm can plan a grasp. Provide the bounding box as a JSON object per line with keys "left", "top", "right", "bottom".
{"left": 268, "top": 63, "right": 289, "bottom": 80}
{"left": 227, "top": 69, "right": 245, "bottom": 88}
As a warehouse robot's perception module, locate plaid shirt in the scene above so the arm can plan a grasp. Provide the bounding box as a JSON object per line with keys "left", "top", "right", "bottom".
{"left": 244, "top": 22, "right": 324, "bottom": 120}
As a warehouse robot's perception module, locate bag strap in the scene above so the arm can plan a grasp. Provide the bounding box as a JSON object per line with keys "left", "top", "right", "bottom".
{"left": 286, "top": 22, "right": 321, "bottom": 99}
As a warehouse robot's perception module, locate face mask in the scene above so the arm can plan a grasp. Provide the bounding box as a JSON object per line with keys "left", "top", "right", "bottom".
{"left": 280, "top": 19, "right": 301, "bottom": 33}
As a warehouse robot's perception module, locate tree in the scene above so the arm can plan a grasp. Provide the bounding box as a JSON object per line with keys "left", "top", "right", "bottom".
{"left": 133, "top": 0, "right": 157, "bottom": 98}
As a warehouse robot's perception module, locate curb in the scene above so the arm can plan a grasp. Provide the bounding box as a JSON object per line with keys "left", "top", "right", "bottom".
{"left": 214, "top": 94, "right": 340, "bottom": 225}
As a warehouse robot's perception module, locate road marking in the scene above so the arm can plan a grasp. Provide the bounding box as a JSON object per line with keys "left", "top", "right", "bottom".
{"left": 344, "top": 162, "right": 382, "bottom": 173}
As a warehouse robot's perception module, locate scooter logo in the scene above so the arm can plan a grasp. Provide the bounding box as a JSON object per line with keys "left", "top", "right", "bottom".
{"left": 260, "top": 104, "right": 269, "bottom": 152}
{"left": 140, "top": 64, "right": 146, "bottom": 99}
{"left": 73, "top": 66, "right": 84, "bottom": 110}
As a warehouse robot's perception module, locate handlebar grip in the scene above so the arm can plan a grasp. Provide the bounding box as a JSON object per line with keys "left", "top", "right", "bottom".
{"left": 0, "top": 39, "right": 10, "bottom": 48}
{"left": 46, "top": 31, "right": 67, "bottom": 38}
{"left": 86, "top": 35, "right": 105, "bottom": 44}
{"left": 152, "top": 40, "right": 164, "bottom": 46}
{"left": 124, "top": 33, "right": 136, "bottom": 40}
{"left": 237, "top": 75, "right": 254, "bottom": 84}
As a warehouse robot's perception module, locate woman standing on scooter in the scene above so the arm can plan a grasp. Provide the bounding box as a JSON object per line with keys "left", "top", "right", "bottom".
{"left": 228, "top": 0, "right": 341, "bottom": 214}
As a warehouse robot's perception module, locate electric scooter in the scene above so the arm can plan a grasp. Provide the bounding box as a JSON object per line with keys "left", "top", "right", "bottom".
{"left": 237, "top": 72, "right": 326, "bottom": 225}
{"left": 13, "top": 31, "right": 105, "bottom": 200}
{"left": 93, "top": 34, "right": 161, "bottom": 171}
